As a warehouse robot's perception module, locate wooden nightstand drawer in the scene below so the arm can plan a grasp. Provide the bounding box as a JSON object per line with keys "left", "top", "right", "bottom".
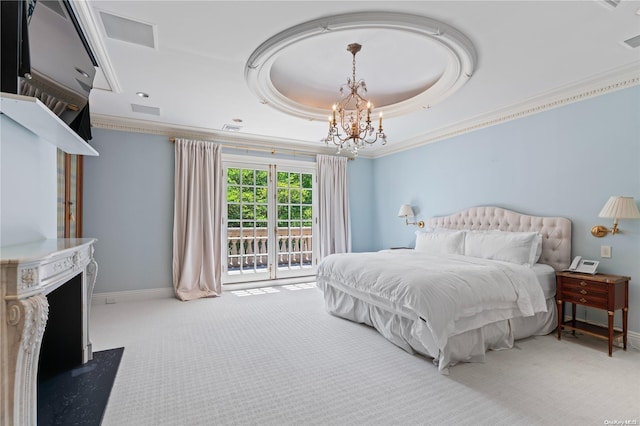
{"left": 562, "top": 292, "right": 607, "bottom": 309}
{"left": 561, "top": 277, "right": 607, "bottom": 295}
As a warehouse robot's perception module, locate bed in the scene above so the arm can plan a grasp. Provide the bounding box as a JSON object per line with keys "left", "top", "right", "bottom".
{"left": 317, "top": 206, "right": 572, "bottom": 373}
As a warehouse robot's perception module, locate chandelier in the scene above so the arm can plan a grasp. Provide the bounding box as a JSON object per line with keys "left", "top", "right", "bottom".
{"left": 325, "top": 43, "right": 387, "bottom": 156}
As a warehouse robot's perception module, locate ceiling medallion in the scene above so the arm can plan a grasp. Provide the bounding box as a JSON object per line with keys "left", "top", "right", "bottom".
{"left": 245, "top": 11, "right": 477, "bottom": 146}
{"left": 326, "top": 43, "right": 386, "bottom": 156}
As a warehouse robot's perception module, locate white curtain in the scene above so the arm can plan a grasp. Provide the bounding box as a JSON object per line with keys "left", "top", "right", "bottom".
{"left": 317, "top": 155, "right": 351, "bottom": 258}
{"left": 173, "top": 139, "right": 223, "bottom": 301}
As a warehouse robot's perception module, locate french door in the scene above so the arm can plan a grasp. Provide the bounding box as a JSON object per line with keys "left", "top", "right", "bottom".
{"left": 222, "top": 156, "right": 317, "bottom": 284}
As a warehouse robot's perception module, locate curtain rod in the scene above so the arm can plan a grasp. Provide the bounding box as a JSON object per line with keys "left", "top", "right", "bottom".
{"left": 168, "top": 137, "right": 353, "bottom": 160}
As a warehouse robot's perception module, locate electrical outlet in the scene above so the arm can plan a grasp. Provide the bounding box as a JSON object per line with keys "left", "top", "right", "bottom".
{"left": 105, "top": 297, "right": 117, "bottom": 304}
{"left": 601, "top": 245, "right": 612, "bottom": 258}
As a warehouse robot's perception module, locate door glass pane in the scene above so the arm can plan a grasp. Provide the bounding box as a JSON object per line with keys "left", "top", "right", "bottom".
{"left": 226, "top": 167, "right": 268, "bottom": 276}
{"left": 256, "top": 187, "right": 268, "bottom": 203}
{"left": 255, "top": 170, "right": 268, "bottom": 186}
{"left": 276, "top": 171, "right": 313, "bottom": 271}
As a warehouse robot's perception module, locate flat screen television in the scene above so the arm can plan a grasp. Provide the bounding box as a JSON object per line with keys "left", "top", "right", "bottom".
{"left": 1, "top": 0, "right": 97, "bottom": 141}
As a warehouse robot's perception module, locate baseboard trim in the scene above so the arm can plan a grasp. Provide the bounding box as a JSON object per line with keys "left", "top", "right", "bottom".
{"left": 92, "top": 287, "right": 174, "bottom": 305}
{"left": 561, "top": 315, "right": 640, "bottom": 350}
{"left": 629, "top": 331, "right": 640, "bottom": 351}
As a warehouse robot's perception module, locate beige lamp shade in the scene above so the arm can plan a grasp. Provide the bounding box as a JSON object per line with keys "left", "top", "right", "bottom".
{"left": 598, "top": 196, "right": 640, "bottom": 219}
{"left": 397, "top": 204, "right": 424, "bottom": 228}
{"left": 397, "top": 204, "right": 415, "bottom": 217}
{"left": 592, "top": 196, "right": 640, "bottom": 237}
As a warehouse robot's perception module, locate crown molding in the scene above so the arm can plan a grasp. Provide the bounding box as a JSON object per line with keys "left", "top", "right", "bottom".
{"left": 372, "top": 62, "right": 640, "bottom": 158}
{"left": 90, "top": 114, "right": 339, "bottom": 157}
{"left": 91, "top": 62, "right": 639, "bottom": 161}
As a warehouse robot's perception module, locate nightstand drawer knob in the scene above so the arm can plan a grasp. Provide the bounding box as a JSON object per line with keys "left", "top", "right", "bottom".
{"left": 580, "top": 281, "right": 587, "bottom": 287}
{"left": 580, "top": 289, "right": 587, "bottom": 295}
{"left": 580, "top": 297, "right": 587, "bottom": 303}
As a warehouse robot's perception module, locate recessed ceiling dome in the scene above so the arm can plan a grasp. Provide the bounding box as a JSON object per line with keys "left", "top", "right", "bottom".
{"left": 245, "top": 12, "right": 477, "bottom": 120}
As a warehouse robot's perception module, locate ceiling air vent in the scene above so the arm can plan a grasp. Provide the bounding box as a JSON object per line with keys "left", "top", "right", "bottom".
{"left": 131, "top": 104, "right": 160, "bottom": 116}
{"left": 623, "top": 35, "right": 640, "bottom": 49}
{"left": 222, "top": 124, "right": 243, "bottom": 132}
{"left": 100, "top": 11, "right": 155, "bottom": 48}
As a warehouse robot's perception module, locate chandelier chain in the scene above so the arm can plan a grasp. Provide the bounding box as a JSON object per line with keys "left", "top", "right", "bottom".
{"left": 351, "top": 51, "right": 356, "bottom": 88}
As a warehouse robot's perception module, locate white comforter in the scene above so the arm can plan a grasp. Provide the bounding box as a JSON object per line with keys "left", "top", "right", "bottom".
{"left": 317, "top": 250, "right": 547, "bottom": 352}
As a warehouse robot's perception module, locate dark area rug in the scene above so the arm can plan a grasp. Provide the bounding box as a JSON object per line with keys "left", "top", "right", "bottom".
{"left": 38, "top": 347, "right": 124, "bottom": 426}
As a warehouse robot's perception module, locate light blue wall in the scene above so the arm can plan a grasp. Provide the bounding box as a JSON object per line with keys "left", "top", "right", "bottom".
{"left": 348, "top": 157, "right": 374, "bottom": 252}
{"left": 83, "top": 131, "right": 174, "bottom": 293}
{"left": 1, "top": 115, "right": 57, "bottom": 247}
{"left": 349, "top": 86, "right": 640, "bottom": 332}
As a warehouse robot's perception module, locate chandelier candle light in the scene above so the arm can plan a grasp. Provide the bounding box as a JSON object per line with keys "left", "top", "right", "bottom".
{"left": 325, "top": 43, "right": 387, "bottom": 156}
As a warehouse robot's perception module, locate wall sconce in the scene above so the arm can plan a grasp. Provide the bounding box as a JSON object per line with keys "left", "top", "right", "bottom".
{"left": 398, "top": 204, "right": 425, "bottom": 228}
{"left": 591, "top": 196, "right": 640, "bottom": 237}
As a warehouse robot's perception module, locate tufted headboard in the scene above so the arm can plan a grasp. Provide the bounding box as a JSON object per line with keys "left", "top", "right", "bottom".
{"left": 428, "top": 206, "right": 572, "bottom": 271}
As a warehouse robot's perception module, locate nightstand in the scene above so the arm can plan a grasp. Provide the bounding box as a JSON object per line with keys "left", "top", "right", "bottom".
{"left": 556, "top": 271, "right": 629, "bottom": 356}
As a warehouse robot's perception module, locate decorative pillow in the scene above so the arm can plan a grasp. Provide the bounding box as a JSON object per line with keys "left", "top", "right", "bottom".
{"left": 415, "top": 230, "right": 465, "bottom": 255}
{"left": 464, "top": 230, "right": 542, "bottom": 266}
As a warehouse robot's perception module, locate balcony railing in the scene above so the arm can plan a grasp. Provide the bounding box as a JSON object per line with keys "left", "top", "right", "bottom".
{"left": 227, "top": 227, "right": 313, "bottom": 272}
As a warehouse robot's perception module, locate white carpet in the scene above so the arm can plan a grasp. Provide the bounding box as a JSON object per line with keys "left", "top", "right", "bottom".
{"left": 91, "top": 285, "right": 640, "bottom": 425}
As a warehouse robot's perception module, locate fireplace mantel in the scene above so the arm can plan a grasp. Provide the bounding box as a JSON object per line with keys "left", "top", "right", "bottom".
{"left": 1, "top": 238, "right": 97, "bottom": 425}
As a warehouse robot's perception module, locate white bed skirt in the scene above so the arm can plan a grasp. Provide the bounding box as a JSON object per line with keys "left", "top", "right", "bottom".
{"left": 319, "top": 284, "right": 557, "bottom": 373}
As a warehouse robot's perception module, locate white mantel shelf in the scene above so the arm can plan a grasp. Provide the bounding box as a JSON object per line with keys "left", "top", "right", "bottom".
{"left": 0, "top": 238, "right": 96, "bottom": 264}
{"left": 0, "top": 238, "right": 97, "bottom": 296}
{"left": 1, "top": 238, "right": 98, "bottom": 425}
{"left": 0, "top": 92, "right": 99, "bottom": 156}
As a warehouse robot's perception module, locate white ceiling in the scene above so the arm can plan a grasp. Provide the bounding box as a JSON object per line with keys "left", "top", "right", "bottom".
{"left": 72, "top": 1, "right": 640, "bottom": 157}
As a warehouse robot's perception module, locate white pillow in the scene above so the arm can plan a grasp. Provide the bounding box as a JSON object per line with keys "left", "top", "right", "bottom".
{"left": 464, "top": 230, "right": 542, "bottom": 266}
{"left": 415, "top": 230, "right": 465, "bottom": 255}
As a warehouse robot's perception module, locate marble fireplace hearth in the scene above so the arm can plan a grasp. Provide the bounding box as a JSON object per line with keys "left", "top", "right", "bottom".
{"left": 1, "top": 238, "right": 97, "bottom": 425}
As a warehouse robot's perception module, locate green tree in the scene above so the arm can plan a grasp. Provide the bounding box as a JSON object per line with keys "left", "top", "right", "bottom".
{"left": 227, "top": 168, "right": 313, "bottom": 228}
